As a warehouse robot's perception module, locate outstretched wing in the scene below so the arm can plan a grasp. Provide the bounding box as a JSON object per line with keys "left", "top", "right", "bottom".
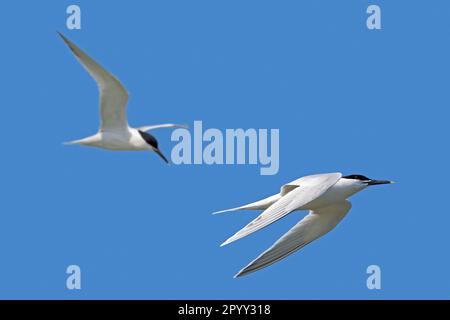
{"left": 235, "top": 200, "right": 352, "bottom": 277}
{"left": 221, "top": 173, "right": 342, "bottom": 246}
{"left": 138, "top": 124, "right": 188, "bottom": 132}
{"left": 59, "top": 32, "right": 129, "bottom": 132}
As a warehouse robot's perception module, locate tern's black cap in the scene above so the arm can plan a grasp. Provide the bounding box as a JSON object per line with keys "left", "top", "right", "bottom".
{"left": 138, "top": 130, "right": 158, "bottom": 149}
{"left": 342, "top": 174, "right": 370, "bottom": 181}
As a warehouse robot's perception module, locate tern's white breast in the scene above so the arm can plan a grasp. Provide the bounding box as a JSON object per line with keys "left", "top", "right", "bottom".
{"left": 97, "top": 129, "right": 150, "bottom": 150}
{"left": 302, "top": 178, "right": 367, "bottom": 210}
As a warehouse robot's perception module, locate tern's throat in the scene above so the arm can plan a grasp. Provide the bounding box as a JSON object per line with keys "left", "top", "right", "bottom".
{"left": 330, "top": 179, "right": 367, "bottom": 199}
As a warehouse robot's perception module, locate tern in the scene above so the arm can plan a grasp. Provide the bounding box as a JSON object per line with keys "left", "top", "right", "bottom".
{"left": 214, "top": 173, "right": 394, "bottom": 278}
{"left": 58, "top": 32, "right": 186, "bottom": 163}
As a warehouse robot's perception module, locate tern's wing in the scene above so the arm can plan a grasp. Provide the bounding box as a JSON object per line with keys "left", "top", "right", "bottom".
{"left": 221, "top": 172, "right": 342, "bottom": 246}
{"left": 234, "top": 200, "right": 352, "bottom": 278}
{"left": 59, "top": 32, "right": 129, "bottom": 132}
{"left": 138, "top": 124, "right": 188, "bottom": 132}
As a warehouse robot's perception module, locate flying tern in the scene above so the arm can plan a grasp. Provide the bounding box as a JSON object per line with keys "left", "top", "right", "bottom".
{"left": 58, "top": 32, "right": 186, "bottom": 163}
{"left": 214, "top": 173, "right": 394, "bottom": 278}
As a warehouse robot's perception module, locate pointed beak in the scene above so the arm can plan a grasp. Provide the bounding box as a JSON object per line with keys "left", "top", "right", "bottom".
{"left": 153, "top": 148, "right": 169, "bottom": 164}
{"left": 366, "top": 179, "right": 394, "bottom": 186}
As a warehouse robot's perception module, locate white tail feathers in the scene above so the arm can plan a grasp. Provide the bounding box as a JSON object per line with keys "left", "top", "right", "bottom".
{"left": 63, "top": 134, "right": 100, "bottom": 146}
{"left": 212, "top": 207, "right": 244, "bottom": 215}
{"left": 63, "top": 139, "right": 86, "bottom": 145}
{"left": 212, "top": 194, "right": 281, "bottom": 215}
{"left": 63, "top": 140, "right": 81, "bottom": 145}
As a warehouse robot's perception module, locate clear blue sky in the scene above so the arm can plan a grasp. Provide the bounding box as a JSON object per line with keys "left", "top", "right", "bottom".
{"left": 1, "top": 0, "right": 449, "bottom": 299}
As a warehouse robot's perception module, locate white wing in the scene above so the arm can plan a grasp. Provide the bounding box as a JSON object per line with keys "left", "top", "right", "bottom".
{"left": 235, "top": 200, "right": 352, "bottom": 278}
{"left": 59, "top": 33, "right": 129, "bottom": 132}
{"left": 221, "top": 173, "right": 342, "bottom": 246}
{"left": 138, "top": 124, "right": 188, "bottom": 132}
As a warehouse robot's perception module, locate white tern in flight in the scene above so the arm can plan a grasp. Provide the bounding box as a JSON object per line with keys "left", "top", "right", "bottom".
{"left": 214, "top": 172, "right": 394, "bottom": 278}
{"left": 59, "top": 32, "right": 186, "bottom": 163}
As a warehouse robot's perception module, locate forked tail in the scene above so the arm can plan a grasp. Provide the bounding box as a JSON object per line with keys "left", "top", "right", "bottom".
{"left": 212, "top": 194, "right": 281, "bottom": 215}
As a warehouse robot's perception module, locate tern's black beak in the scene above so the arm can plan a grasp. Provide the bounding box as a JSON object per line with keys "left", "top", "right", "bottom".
{"left": 153, "top": 148, "right": 169, "bottom": 164}
{"left": 366, "top": 179, "right": 394, "bottom": 186}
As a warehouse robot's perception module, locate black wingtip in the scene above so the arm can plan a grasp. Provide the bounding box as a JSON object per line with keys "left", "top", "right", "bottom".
{"left": 57, "top": 31, "right": 66, "bottom": 40}
{"left": 57, "top": 32, "right": 73, "bottom": 49}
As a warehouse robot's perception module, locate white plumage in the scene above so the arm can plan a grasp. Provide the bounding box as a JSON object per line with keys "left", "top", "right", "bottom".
{"left": 215, "top": 172, "right": 393, "bottom": 277}
{"left": 59, "top": 32, "right": 186, "bottom": 163}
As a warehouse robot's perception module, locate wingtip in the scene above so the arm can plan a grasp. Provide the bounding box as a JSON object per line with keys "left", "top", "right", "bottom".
{"left": 57, "top": 32, "right": 79, "bottom": 54}
{"left": 220, "top": 236, "right": 236, "bottom": 247}
{"left": 233, "top": 269, "right": 249, "bottom": 278}
{"left": 57, "top": 31, "right": 68, "bottom": 41}
{"left": 220, "top": 239, "right": 231, "bottom": 247}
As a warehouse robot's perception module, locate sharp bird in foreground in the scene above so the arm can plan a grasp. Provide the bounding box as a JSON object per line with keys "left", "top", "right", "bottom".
{"left": 214, "top": 173, "right": 394, "bottom": 278}
{"left": 58, "top": 32, "right": 186, "bottom": 163}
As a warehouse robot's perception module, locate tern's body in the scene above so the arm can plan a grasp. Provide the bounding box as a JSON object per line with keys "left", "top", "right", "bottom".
{"left": 298, "top": 178, "right": 366, "bottom": 209}
{"left": 69, "top": 129, "right": 150, "bottom": 151}
{"left": 59, "top": 32, "right": 185, "bottom": 162}
{"left": 214, "top": 172, "right": 393, "bottom": 278}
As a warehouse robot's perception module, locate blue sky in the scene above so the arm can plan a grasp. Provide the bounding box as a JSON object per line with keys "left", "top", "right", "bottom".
{"left": 1, "top": 0, "right": 449, "bottom": 299}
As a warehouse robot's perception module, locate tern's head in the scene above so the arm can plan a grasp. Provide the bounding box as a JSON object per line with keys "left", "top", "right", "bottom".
{"left": 342, "top": 174, "right": 394, "bottom": 186}
{"left": 138, "top": 130, "right": 169, "bottom": 164}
